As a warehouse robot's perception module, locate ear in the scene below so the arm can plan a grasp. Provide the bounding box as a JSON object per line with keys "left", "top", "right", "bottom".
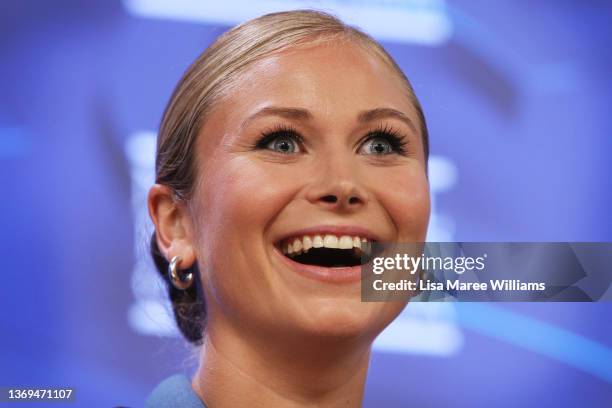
{"left": 148, "top": 184, "right": 197, "bottom": 269}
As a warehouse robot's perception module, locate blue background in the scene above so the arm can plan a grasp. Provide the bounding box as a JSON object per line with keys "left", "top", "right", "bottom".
{"left": 1, "top": 1, "right": 611, "bottom": 406}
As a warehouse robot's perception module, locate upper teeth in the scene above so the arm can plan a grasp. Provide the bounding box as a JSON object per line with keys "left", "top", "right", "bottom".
{"left": 281, "top": 234, "right": 370, "bottom": 255}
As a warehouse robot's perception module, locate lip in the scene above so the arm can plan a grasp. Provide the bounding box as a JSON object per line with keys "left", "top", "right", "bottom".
{"left": 272, "top": 224, "right": 381, "bottom": 284}
{"left": 273, "top": 245, "right": 364, "bottom": 283}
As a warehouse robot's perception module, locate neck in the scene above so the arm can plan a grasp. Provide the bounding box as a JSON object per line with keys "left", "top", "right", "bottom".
{"left": 192, "top": 320, "right": 372, "bottom": 407}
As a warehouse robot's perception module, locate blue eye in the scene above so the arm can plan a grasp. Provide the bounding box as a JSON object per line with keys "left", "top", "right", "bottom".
{"left": 256, "top": 126, "right": 303, "bottom": 154}
{"left": 266, "top": 135, "right": 300, "bottom": 154}
{"left": 359, "top": 128, "right": 408, "bottom": 156}
{"left": 363, "top": 137, "right": 394, "bottom": 155}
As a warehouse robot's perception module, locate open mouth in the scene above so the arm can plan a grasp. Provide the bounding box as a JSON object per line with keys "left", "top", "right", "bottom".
{"left": 277, "top": 235, "right": 377, "bottom": 268}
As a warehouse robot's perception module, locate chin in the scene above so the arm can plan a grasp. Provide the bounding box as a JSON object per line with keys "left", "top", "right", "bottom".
{"left": 294, "top": 298, "right": 403, "bottom": 342}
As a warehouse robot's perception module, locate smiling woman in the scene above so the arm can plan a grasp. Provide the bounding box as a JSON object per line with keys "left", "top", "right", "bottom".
{"left": 146, "top": 9, "right": 430, "bottom": 407}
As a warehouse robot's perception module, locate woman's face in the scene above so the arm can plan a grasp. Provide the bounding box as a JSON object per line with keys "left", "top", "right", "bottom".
{"left": 189, "top": 41, "right": 430, "bottom": 342}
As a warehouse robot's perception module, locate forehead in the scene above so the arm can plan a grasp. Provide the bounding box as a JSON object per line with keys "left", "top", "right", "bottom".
{"left": 199, "top": 41, "right": 419, "bottom": 148}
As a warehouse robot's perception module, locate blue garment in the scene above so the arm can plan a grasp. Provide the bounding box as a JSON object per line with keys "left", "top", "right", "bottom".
{"left": 146, "top": 374, "right": 207, "bottom": 408}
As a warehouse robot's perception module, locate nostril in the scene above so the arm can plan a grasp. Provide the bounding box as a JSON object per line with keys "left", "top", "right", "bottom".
{"left": 321, "top": 195, "right": 338, "bottom": 203}
{"left": 348, "top": 196, "right": 360, "bottom": 205}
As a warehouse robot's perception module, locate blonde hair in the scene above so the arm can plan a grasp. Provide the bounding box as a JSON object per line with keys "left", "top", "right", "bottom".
{"left": 152, "top": 9, "right": 429, "bottom": 344}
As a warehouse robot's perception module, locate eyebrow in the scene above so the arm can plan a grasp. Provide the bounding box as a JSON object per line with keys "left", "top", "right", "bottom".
{"left": 240, "top": 107, "right": 312, "bottom": 131}
{"left": 240, "top": 106, "right": 417, "bottom": 134}
{"left": 357, "top": 107, "right": 417, "bottom": 134}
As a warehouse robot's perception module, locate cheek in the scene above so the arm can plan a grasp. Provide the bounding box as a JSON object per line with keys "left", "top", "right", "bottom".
{"left": 192, "top": 155, "right": 299, "bottom": 307}
{"left": 198, "top": 156, "right": 298, "bottom": 234}
{"left": 371, "top": 164, "right": 430, "bottom": 240}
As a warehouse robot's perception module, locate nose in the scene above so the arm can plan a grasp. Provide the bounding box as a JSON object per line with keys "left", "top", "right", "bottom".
{"left": 305, "top": 161, "right": 369, "bottom": 212}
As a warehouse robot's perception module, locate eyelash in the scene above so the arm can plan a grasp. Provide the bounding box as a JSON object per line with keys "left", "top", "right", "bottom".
{"left": 361, "top": 124, "right": 409, "bottom": 156}
{"left": 255, "top": 124, "right": 409, "bottom": 156}
{"left": 255, "top": 124, "right": 304, "bottom": 150}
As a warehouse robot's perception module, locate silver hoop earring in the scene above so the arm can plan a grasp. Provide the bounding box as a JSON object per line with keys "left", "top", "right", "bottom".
{"left": 168, "top": 256, "right": 193, "bottom": 290}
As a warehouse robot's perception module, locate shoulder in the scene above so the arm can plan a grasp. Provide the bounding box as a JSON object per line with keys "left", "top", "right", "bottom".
{"left": 146, "top": 374, "right": 206, "bottom": 408}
